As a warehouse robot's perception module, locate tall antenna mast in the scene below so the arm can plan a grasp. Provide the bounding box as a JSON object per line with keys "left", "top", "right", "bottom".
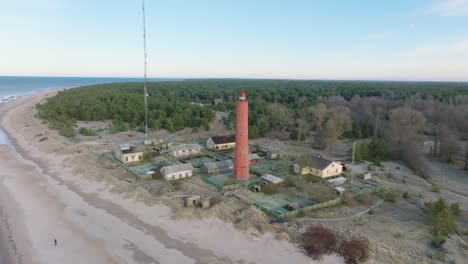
{"left": 142, "top": 0, "right": 149, "bottom": 140}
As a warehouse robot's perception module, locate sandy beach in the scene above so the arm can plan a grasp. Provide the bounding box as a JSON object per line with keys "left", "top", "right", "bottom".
{"left": 0, "top": 93, "right": 342, "bottom": 263}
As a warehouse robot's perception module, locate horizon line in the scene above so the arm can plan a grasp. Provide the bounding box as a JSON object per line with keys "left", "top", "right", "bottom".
{"left": 1, "top": 75, "right": 468, "bottom": 84}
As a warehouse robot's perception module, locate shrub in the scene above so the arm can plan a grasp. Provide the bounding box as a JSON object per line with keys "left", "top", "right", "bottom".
{"left": 78, "top": 127, "right": 96, "bottom": 136}
{"left": 301, "top": 226, "right": 338, "bottom": 259}
{"left": 431, "top": 183, "right": 440, "bottom": 193}
{"left": 403, "top": 192, "right": 409, "bottom": 199}
{"left": 380, "top": 189, "right": 397, "bottom": 203}
{"left": 343, "top": 192, "right": 355, "bottom": 205}
{"left": 450, "top": 203, "right": 461, "bottom": 216}
{"left": 368, "top": 208, "right": 375, "bottom": 215}
{"left": 424, "top": 198, "right": 457, "bottom": 237}
{"left": 431, "top": 231, "right": 446, "bottom": 248}
{"left": 340, "top": 238, "right": 370, "bottom": 264}
{"left": 283, "top": 177, "right": 297, "bottom": 187}
{"left": 262, "top": 184, "right": 277, "bottom": 195}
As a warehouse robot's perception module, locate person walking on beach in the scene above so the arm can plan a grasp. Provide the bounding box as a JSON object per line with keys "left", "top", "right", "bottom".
{"left": 54, "top": 239, "right": 57, "bottom": 246}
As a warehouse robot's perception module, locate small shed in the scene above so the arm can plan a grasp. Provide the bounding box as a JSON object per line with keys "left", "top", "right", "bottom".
{"left": 250, "top": 185, "right": 262, "bottom": 192}
{"left": 186, "top": 195, "right": 201, "bottom": 207}
{"left": 361, "top": 172, "right": 372, "bottom": 181}
{"left": 248, "top": 154, "right": 261, "bottom": 165}
{"left": 334, "top": 186, "right": 346, "bottom": 195}
{"left": 325, "top": 177, "right": 347, "bottom": 186}
{"left": 261, "top": 174, "right": 284, "bottom": 184}
{"left": 266, "top": 149, "right": 282, "bottom": 160}
{"left": 202, "top": 160, "right": 234, "bottom": 174}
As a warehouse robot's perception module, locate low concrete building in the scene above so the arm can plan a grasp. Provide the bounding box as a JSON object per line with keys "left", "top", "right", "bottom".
{"left": 202, "top": 160, "right": 233, "bottom": 174}
{"left": 248, "top": 154, "right": 261, "bottom": 165}
{"left": 334, "top": 186, "right": 346, "bottom": 195}
{"left": 325, "top": 177, "right": 347, "bottom": 186}
{"left": 294, "top": 156, "right": 342, "bottom": 178}
{"left": 160, "top": 163, "right": 194, "bottom": 181}
{"left": 168, "top": 143, "right": 201, "bottom": 158}
{"left": 261, "top": 174, "right": 284, "bottom": 184}
{"left": 361, "top": 172, "right": 372, "bottom": 181}
{"left": 266, "top": 149, "right": 282, "bottom": 160}
{"left": 186, "top": 195, "right": 201, "bottom": 207}
{"left": 207, "top": 135, "right": 236, "bottom": 151}
{"left": 114, "top": 144, "right": 144, "bottom": 164}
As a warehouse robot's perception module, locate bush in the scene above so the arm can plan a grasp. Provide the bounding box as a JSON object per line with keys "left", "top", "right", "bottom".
{"left": 424, "top": 198, "right": 457, "bottom": 237}
{"left": 368, "top": 208, "right": 375, "bottom": 215}
{"left": 301, "top": 226, "right": 338, "bottom": 259}
{"left": 283, "top": 177, "right": 297, "bottom": 187}
{"left": 431, "top": 231, "right": 447, "bottom": 248}
{"left": 379, "top": 189, "right": 397, "bottom": 203}
{"left": 450, "top": 203, "right": 461, "bottom": 216}
{"left": 262, "top": 184, "right": 278, "bottom": 195}
{"left": 431, "top": 183, "right": 440, "bottom": 193}
{"left": 403, "top": 192, "right": 409, "bottom": 199}
{"left": 78, "top": 127, "right": 96, "bottom": 136}
{"left": 340, "top": 238, "right": 370, "bottom": 264}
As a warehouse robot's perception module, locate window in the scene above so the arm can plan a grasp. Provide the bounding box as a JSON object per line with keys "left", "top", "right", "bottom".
{"left": 216, "top": 146, "right": 219, "bottom": 150}
{"left": 138, "top": 155, "right": 142, "bottom": 160}
{"left": 125, "top": 157, "right": 128, "bottom": 162}
{"left": 185, "top": 172, "right": 189, "bottom": 177}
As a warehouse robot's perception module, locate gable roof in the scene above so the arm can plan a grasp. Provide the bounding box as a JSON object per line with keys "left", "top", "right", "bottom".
{"left": 210, "top": 135, "right": 236, "bottom": 145}
{"left": 202, "top": 160, "right": 233, "bottom": 170}
{"left": 169, "top": 143, "right": 201, "bottom": 153}
{"left": 161, "top": 163, "right": 194, "bottom": 175}
{"left": 308, "top": 156, "right": 334, "bottom": 170}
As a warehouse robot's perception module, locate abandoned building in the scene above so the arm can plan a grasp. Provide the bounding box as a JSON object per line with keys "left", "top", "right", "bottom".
{"left": 207, "top": 134, "right": 236, "bottom": 151}
{"left": 266, "top": 149, "right": 282, "bottom": 160}
{"left": 202, "top": 160, "right": 234, "bottom": 174}
{"left": 160, "top": 163, "right": 194, "bottom": 181}
{"left": 294, "top": 156, "right": 342, "bottom": 178}
{"left": 325, "top": 176, "right": 347, "bottom": 186}
{"left": 248, "top": 153, "right": 261, "bottom": 165}
{"left": 114, "top": 144, "right": 144, "bottom": 164}
{"left": 168, "top": 143, "right": 201, "bottom": 158}
{"left": 261, "top": 174, "right": 284, "bottom": 184}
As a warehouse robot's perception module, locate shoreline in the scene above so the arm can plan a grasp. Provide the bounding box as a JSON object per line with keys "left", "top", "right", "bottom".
{"left": 0, "top": 92, "right": 339, "bottom": 263}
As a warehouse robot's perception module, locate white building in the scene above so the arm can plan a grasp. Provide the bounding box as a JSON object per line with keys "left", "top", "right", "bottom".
{"left": 168, "top": 143, "right": 201, "bottom": 158}
{"left": 294, "top": 156, "right": 342, "bottom": 178}
{"left": 261, "top": 174, "right": 284, "bottom": 184}
{"left": 207, "top": 135, "right": 236, "bottom": 151}
{"left": 160, "top": 163, "right": 194, "bottom": 181}
{"left": 325, "top": 177, "right": 347, "bottom": 186}
{"left": 114, "top": 144, "right": 144, "bottom": 164}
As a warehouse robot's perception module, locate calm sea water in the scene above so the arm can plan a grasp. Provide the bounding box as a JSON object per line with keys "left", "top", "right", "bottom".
{"left": 0, "top": 76, "right": 178, "bottom": 144}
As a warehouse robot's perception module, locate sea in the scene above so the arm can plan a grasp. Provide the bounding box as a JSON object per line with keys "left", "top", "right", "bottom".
{"left": 0, "top": 76, "right": 179, "bottom": 144}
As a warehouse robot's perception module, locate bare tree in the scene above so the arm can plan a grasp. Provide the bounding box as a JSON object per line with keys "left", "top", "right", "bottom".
{"left": 310, "top": 103, "right": 328, "bottom": 133}
{"left": 296, "top": 118, "right": 308, "bottom": 142}
{"left": 268, "top": 103, "right": 294, "bottom": 132}
{"left": 314, "top": 106, "right": 352, "bottom": 149}
{"left": 438, "top": 125, "right": 460, "bottom": 162}
{"left": 388, "top": 107, "right": 426, "bottom": 145}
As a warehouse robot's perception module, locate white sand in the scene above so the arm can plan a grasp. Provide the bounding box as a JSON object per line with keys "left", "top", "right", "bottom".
{"left": 0, "top": 94, "right": 342, "bottom": 264}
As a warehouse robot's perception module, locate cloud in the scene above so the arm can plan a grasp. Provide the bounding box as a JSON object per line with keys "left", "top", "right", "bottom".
{"left": 427, "top": 0, "right": 468, "bottom": 16}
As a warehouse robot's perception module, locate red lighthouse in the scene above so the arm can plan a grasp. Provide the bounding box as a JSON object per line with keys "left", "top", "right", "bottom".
{"left": 234, "top": 90, "right": 249, "bottom": 180}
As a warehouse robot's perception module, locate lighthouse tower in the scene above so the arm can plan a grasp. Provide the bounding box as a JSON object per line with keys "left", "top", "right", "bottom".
{"left": 234, "top": 90, "right": 249, "bottom": 180}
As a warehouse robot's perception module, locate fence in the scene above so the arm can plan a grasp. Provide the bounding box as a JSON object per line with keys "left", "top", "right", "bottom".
{"left": 253, "top": 185, "right": 381, "bottom": 220}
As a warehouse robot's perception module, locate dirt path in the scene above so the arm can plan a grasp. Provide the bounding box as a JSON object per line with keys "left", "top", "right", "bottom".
{"left": 297, "top": 200, "right": 384, "bottom": 222}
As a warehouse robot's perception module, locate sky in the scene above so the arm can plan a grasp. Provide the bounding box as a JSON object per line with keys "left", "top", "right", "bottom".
{"left": 1, "top": 0, "right": 468, "bottom": 81}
